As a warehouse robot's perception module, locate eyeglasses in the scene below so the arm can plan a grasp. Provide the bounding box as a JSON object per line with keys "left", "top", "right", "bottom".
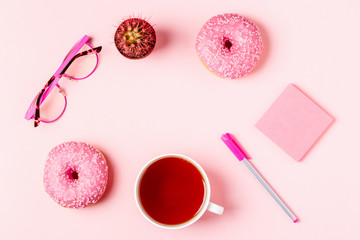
{"left": 25, "top": 35, "right": 102, "bottom": 127}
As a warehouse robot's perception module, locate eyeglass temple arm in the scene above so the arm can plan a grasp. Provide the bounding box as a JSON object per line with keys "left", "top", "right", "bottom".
{"left": 60, "top": 46, "right": 102, "bottom": 75}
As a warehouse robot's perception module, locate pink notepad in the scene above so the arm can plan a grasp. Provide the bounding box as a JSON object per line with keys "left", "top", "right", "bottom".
{"left": 255, "top": 84, "right": 334, "bottom": 161}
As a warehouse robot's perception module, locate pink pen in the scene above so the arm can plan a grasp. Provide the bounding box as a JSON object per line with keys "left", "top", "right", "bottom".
{"left": 221, "top": 133, "right": 298, "bottom": 223}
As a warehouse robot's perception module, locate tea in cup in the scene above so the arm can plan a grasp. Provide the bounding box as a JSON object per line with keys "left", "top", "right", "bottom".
{"left": 135, "top": 154, "right": 223, "bottom": 229}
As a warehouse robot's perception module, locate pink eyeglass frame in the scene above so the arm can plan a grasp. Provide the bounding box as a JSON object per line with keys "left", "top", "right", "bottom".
{"left": 25, "top": 35, "right": 101, "bottom": 127}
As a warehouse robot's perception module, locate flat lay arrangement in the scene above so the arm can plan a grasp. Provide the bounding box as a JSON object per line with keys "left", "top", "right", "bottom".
{"left": 3, "top": 1, "right": 360, "bottom": 239}
{"left": 22, "top": 11, "right": 334, "bottom": 227}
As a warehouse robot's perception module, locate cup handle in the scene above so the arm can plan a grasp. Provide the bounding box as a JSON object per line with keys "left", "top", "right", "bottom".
{"left": 207, "top": 202, "right": 224, "bottom": 215}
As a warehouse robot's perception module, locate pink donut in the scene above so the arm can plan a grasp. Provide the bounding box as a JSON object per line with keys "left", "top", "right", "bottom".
{"left": 195, "top": 13, "right": 263, "bottom": 79}
{"left": 44, "top": 142, "right": 108, "bottom": 208}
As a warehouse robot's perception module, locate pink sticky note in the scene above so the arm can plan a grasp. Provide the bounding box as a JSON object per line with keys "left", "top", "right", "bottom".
{"left": 255, "top": 84, "right": 334, "bottom": 161}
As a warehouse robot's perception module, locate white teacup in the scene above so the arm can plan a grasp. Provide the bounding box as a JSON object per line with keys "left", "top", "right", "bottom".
{"left": 134, "top": 154, "right": 224, "bottom": 229}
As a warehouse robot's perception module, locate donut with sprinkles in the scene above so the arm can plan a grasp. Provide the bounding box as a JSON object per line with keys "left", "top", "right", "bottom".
{"left": 44, "top": 142, "right": 108, "bottom": 208}
{"left": 196, "top": 13, "right": 263, "bottom": 79}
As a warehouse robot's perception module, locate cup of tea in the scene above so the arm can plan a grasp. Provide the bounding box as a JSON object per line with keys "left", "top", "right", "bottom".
{"left": 135, "top": 154, "right": 224, "bottom": 229}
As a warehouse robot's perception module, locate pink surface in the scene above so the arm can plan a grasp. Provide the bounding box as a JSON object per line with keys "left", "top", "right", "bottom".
{"left": 1, "top": 1, "right": 360, "bottom": 240}
{"left": 255, "top": 84, "right": 334, "bottom": 161}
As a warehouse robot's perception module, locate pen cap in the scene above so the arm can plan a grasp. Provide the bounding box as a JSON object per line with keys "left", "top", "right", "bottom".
{"left": 221, "top": 133, "right": 250, "bottom": 161}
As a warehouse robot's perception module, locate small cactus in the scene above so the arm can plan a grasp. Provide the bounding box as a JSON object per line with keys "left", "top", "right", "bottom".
{"left": 114, "top": 17, "right": 156, "bottom": 59}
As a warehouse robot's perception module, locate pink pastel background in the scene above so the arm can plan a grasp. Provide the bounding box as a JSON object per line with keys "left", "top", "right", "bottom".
{"left": 1, "top": 0, "right": 360, "bottom": 239}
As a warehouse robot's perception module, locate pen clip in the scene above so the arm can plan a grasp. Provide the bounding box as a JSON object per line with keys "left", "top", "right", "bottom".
{"left": 221, "top": 133, "right": 250, "bottom": 161}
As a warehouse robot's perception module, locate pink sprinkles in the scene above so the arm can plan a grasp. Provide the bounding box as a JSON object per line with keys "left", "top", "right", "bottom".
{"left": 196, "top": 13, "right": 263, "bottom": 79}
{"left": 44, "top": 142, "right": 108, "bottom": 208}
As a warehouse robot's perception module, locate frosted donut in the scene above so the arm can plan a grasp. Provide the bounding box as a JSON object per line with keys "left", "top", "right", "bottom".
{"left": 195, "top": 13, "right": 263, "bottom": 79}
{"left": 44, "top": 142, "right": 108, "bottom": 208}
